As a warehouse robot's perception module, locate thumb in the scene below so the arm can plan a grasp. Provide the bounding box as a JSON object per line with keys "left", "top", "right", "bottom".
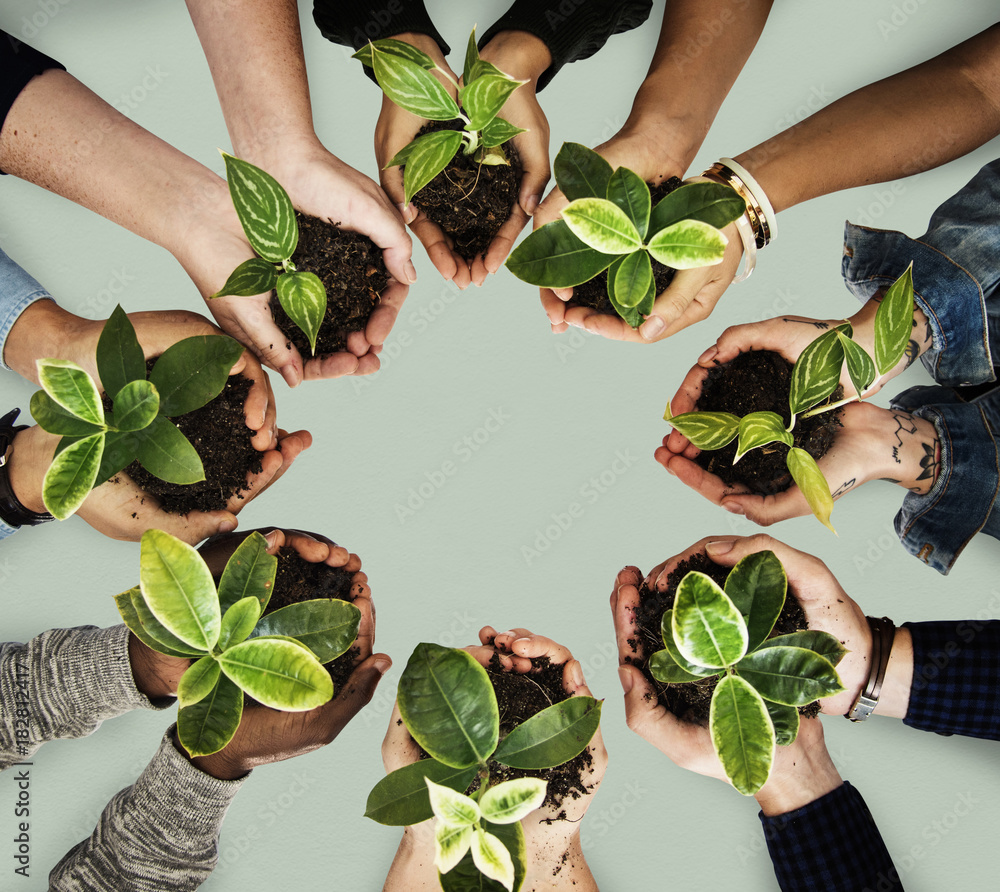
{"left": 639, "top": 271, "right": 709, "bottom": 341}
{"left": 321, "top": 654, "right": 392, "bottom": 739}
{"left": 619, "top": 663, "right": 669, "bottom": 743}
{"left": 515, "top": 137, "right": 551, "bottom": 219}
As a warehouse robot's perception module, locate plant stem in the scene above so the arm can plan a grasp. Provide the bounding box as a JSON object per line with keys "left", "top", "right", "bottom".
{"left": 473, "top": 765, "right": 491, "bottom": 803}
{"left": 801, "top": 393, "right": 861, "bottom": 419}
{"left": 462, "top": 129, "right": 481, "bottom": 156}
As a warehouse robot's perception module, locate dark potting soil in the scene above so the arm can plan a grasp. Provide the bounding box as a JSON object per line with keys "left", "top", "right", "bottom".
{"left": 407, "top": 119, "right": 521, "bottom": 260}
{"left": 568, "top": 177, "right": 683, "bottom": 317}
{"left": 245, "top": 547, "right": 360, "bottom": 708}
{"left": 269, "top": 212, "right": 389, "bottom": 357}
{"left": 625, "top": 552, "right": 820, "bottom": 725}
{"left": 122, "top": 369, "right": 261, "bottom": 515}
{"left": 693, "top": 350, "right": 843, "bottom": 495}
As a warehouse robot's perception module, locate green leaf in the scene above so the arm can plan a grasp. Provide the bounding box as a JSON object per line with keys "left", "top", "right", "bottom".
{"left": 839, "top": 332, "right": 877, "bottom": 396}
{"left": 132, "top": 416, "right": 205, "bottom": 485}
{"left": 398, "top": 130, "right": 464, "bottom": 207}
{"left": 672, "top": 572, "right": 748, "bottom": 669}
{"left": 353, "top": 38, "right": 436, "bottom": 71}
{"left": 462, "top": 74, "right": 524, "bottom": 132}
{"left": 648, "top": 647, "right": 706, "bottom": 683}
{"left": 659, "top": 610, "right": 721, "bottom": 678}
{"left": 222, "top": 153, "right": 298, "bottom": 262}
{"left": 219, "top": 638, "right": 333, "bottom": 710}
{"left": 216, "top": 597, "right": 262, "bottom": 651}
{"left": 472, "top": 826, "right": 515, "bottom": 890}
{"left": 735, "top": 412, "right": 793, "bottom": 464}
{"left": 476, "top": 145, "right": 509, "bottom": 167}
{"left": 177, "top": 655, "right": 222, "bottom": 708}
{"left": 724, "top": 551, "right": 787, "bottom": 652}
{"left": 647, "top": 219, "right": 728, "bottom": 269}
{"left": 760, "top": 630, "right": 848, "bottom": 667}
{"left": 764, "top": 699, "right": 800, "bottom": 747}
{"left": 427, "top": 778, "right": 481, "bottom": 826}
{"left": 96, "top": 305, "right": 146, "bottom": 399}
{"left": 613, "top": 250, "right": 653, "bottom": 309}
{"left": 786, "top": 447, "right": 836, "bottom": 533}
{"left": 505, "top": 219, "right": 615, "bottom": 287}
{"left": 41, "top": 432, "right": 104, "bottom": 520}
{"left": 440, "top": 821, "right": 525, "bottom": 892}
{"left": 277, "top": 271, "right": 327, "bottom": 356}
{"left": 663, "top": 407, "right": 740, "bottom": 451}
{"left": 737, "top": 646, "right": 845, "bottom": 706}
{"left": 150, "top": 335, "right": 244, "bottom": 417}
{"left": 93, "top": 430, "right": 137, "bottom": 487}
{"left": 553, "top": 143, "right": 613, "bottom": 201}
{"left": 710, "top": 674, "right": 774, "bottom": 795}
{"left": 873, "top": 263, "right": 915, "bottom": 375}
{"left": 493, "top": 697, "right": 601, "bottom": 770}
{"left": 468, "top": 59, "right": 505, "bottom": 82}
{"left": 481, "top": 117, "right": 525, "bottom": 148}
{"left": 607, "top": 167, "right": 651, "bottom": 239}
{"left": 463, "top": 28, "right": 480, "bottom": 84}
{"left": 788, "top": 329, "right": 844, "bottom": 417}
{"left": 140, "top": 529, "right": 221, "bottom": 651}
{"left": 217, "top": 532, "right": 277, "bottom": 614}
{"left": 648, "top": 182, "right": 745, "bottom": 234}
{"left": 398, "top": 643, "right": 499, "bottom": 769}
{"left": 562, "top": 198, "right": 642, "bottom": 255}
{"left": 480, "top": 778, "right": 547, "bottom": 825}
{"left": 37, "top": 359, "right": 104, "bottom": 427}
{"left": 436, "top": 822, "right": 474, "bottom": 876}
{"left": 128, "top": 586, "right": 206, "bottom": 657}
{"left": 250, "top": 599, "right": 361, "bottom": 664}
{"left": 372, "top": 49, "right": 461, "bottom": 121}
{"left": 114, "top": 587, "right": 198, "bottom": 659}
{"left": 365, "top": 760, "right": 478, "bottom": 826}
{"left": 605, "top": 255, "right": 645, "bottom": 328}
{"left": 211, "top": 258, "right": 279, "bottom": 299}
{"left": 30, "top": 390, "right": 104, "bottom": 438}
{"left": 177, "top": 672, "right": 243, "bottom": 757}
{"left": 111, "top": 379, "right": 159, "bottom": 432}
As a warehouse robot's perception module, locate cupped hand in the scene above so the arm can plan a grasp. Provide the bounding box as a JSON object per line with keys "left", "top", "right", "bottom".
{"left": 196, "top": 526, "right": 362, "bottom": 580}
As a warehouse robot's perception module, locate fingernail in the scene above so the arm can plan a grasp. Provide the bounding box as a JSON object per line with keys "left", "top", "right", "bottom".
{"left": 666, "top": 464, "right": 677, "bottom": 477}
{"left": 218, "top": 520, "right": 237, "bottom": 534}
{"left": 512, "top": 637, "right": 531, "bottom": 649}
{"left": 722, "top": 502, "right": 744, "bottom": 516}
{"left": 375, "top": 657, "right": 392, "bottom": 675}
{"left": 570, "top": 660, "right": 584, "bottom": 688}
{"left": 265, "top": 530, "right": 281, "bottom": 548}
{"left": 523, "top": 194, "right": 540, "bottom": 216}
{"left": 706, "top": 539, "right": 734, "bottom": 555}
{"left": 698, "top": 345, "right": 718, "bottom": 364}
{"left": 618, "top": 666, "right": 633, "bottom": 694}
{"left": 640, "top": 316, "right": 665, "bottom": 340}
{"left": 405, "top": 260, "right": 418, "bottom": 284}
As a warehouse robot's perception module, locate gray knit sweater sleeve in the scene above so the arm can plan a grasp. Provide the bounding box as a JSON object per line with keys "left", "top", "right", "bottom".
{"left": 0, "top": 625, "right": 167, "bottom": 768}
{"left": 49, "top": 729, "right": 246, "bottom": 891}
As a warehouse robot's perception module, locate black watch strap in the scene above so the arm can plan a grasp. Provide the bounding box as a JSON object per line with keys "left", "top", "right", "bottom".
{"left": 0, "top": 408, "right": 55, "bottom": 529}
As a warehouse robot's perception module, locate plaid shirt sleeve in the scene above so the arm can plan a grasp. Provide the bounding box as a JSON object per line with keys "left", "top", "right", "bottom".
{"left": 904, "top": 620, "right": 1000, "bottom": 740}
{"left": 760, "top": 782, "right": 902, "bottom": 891}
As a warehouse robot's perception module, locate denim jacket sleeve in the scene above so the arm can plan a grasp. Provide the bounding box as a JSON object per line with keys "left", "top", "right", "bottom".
{"left": 0, "top": 243, "right": 54, "bottom": 373}
{"left": 841, "top": 160, "right": 1000, "bottom": 388}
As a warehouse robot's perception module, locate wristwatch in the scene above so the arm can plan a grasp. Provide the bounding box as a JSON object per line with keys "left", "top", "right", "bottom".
{"left": 0, "top": 408, "right": 55, "bottom": 529}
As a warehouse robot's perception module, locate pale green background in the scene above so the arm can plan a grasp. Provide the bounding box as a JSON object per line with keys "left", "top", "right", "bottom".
{"left": 2, "top": 1, "right": 999, "bottom": 889}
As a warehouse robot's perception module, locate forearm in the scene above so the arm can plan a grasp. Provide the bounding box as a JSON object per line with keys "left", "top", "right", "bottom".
{"left": 621, "top": 0, "right": 773, "bottom": 173}
{"left": 50, "top": 730, "right": 245, "bottom": 891}
{"left": 737, "top": 24, "right": 1000, "bottom": 212}
{"left": 0, "top": 626, "right": 165, "bottom": 768}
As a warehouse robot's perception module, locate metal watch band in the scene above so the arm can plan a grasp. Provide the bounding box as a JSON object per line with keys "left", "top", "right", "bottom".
{"left": 846, "top": 616, "right": 896, "bottom": 722}
{"left": 0, "top": 407, "right": 55, "bottom": 529}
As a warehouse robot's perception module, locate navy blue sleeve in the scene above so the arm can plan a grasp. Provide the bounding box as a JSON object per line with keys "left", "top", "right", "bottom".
{"left": 0, "top": 29, "right": 65, "bottom": 169}
{"left": 760, "top": 782, "right": 901, "bottom": 891}
{"left": 904, "top": 620, "right": 1000, "bottom": 740}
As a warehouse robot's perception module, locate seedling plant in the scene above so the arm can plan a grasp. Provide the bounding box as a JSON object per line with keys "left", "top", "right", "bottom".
{"left": 116, "top": 530, "right": 361, "bottom": 756}
{"left": 665, "top": 264, "right": 916, "bottom": 531}
{"left": 354, "top": 29, "right": 528, "bottom": 206}
{"left": 365, "top": 643, "right": 602, "bottom": 891}
{"left": 506, "top": 143, "right": 745, "bottom": 327}
{"left": 29, "top": 305, "right": 244, "bottom": 519}
{"left": 649, "top": 551, "right": 845, "bottom": 795}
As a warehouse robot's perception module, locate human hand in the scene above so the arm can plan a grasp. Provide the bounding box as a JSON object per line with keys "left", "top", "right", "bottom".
{"left": 658, "top": 400, "right": 939, "bottom": 525}
{"left": 196, "top": 526, "right": 363, "bottom": 580}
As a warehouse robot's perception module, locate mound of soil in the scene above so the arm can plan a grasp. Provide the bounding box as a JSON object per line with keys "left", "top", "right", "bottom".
{"left": 625, "top": 552, "right": 820, "bottom": 725}
{"left": 407, "top": 119, "right": 521, "bottom": 260}
{"left": 123, "top": 370, "right": 260, "bottom": 515}
{"left": 568, "top": 177, "right": 683, "bottom": 317}
{"left": 270, "top": 212, "right": 389, "bottom": 357}
{"left": 693, "top": 350, "right": 843, "bottom": 495}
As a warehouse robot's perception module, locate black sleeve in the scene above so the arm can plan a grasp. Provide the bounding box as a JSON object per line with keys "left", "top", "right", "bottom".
{"left": 0, "top": 29, "right": 65, "bottom": 156}
{"left": 479, "top": 0, "right": 653, "bottom": 90}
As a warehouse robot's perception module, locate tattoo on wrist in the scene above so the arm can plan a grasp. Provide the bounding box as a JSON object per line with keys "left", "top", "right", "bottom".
{"left": 782, "top": 318, "right": 829, "bottom": 330}
{"left": 890, "top": 413, "right": 918, "bottom": 464}
{"left": 915, "top": 440, "right": 940, "bottom": 484}
{"left": 904, "top": 339, "right": 919, "bottom": 368}
{"left": 830, "top": 478, "right": 856, "bottom": 498}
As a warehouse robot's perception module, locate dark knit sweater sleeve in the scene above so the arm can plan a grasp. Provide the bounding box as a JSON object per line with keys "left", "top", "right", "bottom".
{"left": 1, "top": 29, "right": 65, "bottom": 171}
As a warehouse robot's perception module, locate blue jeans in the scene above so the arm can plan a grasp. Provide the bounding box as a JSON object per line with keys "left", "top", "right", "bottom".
{"left": 842, "top": 160, "right": 1000, "bottom": 573}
